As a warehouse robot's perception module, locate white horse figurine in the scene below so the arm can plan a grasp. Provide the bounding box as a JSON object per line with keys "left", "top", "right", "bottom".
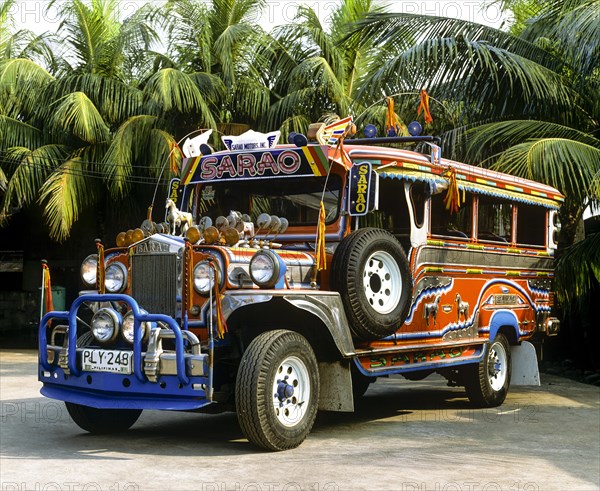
{"left": 165, "top": 199, "right": 193, "bottom": 236}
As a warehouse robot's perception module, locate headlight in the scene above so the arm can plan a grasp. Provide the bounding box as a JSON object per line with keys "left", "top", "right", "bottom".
{"left": 249, "top": 250, "right": 280, "bottom": 288}
{"left": 105, "top": 262, "right": 127, "bottom": 293}
{"left": 80, "top": 254, "right": 98, "bottom": 287}
{"left": 91, "top": 308, "right": 121, "bottom": 344}
{"left": 121, "top": 311, "right": 150, "bottom": 344}
{"left": 193, "top": 261, "right": 214, "bottom": 295}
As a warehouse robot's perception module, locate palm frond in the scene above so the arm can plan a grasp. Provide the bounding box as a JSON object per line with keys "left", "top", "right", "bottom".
{"left": 38, "top": 157, "right": 98, "bottom": 241}
{"left": 555, "top": 232, "right": 600, "bottom": 309}
{"left": 0, "top": 145, "right": 68, "bottom": 219}
{"left": 143, "top": 68, "right": 216, "bottom": 126}
{"left": 0, "top": 58, "right": 54, "bottom": 117}
{"left": 0, "top": 116, "right": 43, "bottom": 150}
{"left": 102, "top": 114, "right": 158, "bottom": 197}
{"left": 466, "top": 120, "right": 600, "bottom": 163}
{"left": 491, "top": 138, "right": 600, "bottom": 204}
{"left": 51, "top": 91, "right": 110, "bottom": 143}
{"left": 521, "top": 0, "right": 600, "bottom": 78}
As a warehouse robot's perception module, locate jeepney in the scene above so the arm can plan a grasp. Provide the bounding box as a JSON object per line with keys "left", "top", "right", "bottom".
{"left": 38, "top": 120, "right": 562, "bottom": 450}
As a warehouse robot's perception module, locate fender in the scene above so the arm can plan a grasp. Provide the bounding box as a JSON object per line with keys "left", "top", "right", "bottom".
{"left": 223, "top": 290, "right": 356, "bottom": 357}
{"left": 488, "top": 310, "right": 520, "bottom": 343}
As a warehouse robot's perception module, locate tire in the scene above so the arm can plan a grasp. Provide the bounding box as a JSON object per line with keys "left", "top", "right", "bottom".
{"left": 235, "top": 330, "right": 319, "bottom": 451}
{"left": 65, "top": 402, "right": 142, "bottom": 434}
{"left": 464, "top": 333, "right": 512, "bottom": 407}
{"left": 331, "top": 228, "right": 412, "bottom": 340}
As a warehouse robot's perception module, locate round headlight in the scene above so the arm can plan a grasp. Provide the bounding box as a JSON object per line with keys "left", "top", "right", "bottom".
{"left": 121, "top": 311, "right": 150, "bottom": 344}
{"left": 91, "top": 308, "right": 121, "bottom": 344}
{"left": 105, "top": 262, "right": 127, "bottom": 293}
{"left": 81, "top": 254, "right": 98, "bottom": 288}
{"left": 249, "top": 250, "right": 280, "bottom": 288}
{"left": 193, "top": 261, "right": 214, "bottom": 295}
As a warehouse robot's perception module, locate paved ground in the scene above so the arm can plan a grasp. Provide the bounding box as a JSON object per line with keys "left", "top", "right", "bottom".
{"left": 1, "top": 350, "right": 599, "bottom": 491}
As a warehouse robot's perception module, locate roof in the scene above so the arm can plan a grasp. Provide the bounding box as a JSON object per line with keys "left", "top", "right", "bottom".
{"left": 346, "top": 145, "right": 564, "bottom": 209}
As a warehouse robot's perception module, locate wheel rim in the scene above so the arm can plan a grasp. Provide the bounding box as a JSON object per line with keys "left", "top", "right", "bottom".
{"left": 362, "top": 251, "right": 402, "bottom": 315}
{"left": 487, "top": 341, "right": 508, "bottom": 392}
{"left": 272, "top": 355, "right": 311, "bottom": 428}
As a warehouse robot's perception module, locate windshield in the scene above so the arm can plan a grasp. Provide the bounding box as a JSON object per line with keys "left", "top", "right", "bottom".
{"left": 194, "top": 175, "right": 343, "bottom": 227}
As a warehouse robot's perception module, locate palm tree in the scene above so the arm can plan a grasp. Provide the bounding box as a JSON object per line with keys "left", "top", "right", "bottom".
{"left": 148, "top": 0, "right": 272, "bottom": 129}
{"left": 262, "top": 0, "right": 388, "bottom": 134}
{"left": 0, "top": 0, "right": 219, "bottom": 241}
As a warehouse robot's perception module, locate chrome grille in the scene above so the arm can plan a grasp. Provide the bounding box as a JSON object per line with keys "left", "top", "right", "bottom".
{"left": 131, "top": 254, "right": 178, "bottom": 316}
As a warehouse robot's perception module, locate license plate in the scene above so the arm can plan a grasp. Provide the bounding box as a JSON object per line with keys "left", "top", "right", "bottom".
{"left": 81, "top": 349, "right": 133, "bottom": 374}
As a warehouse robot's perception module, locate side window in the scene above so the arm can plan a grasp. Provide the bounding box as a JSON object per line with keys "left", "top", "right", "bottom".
{"left": 477, "top": 196, "right": 512, "bottom": 243}
{"left": 430, "top": 192, "right": 473, "bottom": 239}
{"left": 517, "top": 204, "right": 546, "bottom": 247}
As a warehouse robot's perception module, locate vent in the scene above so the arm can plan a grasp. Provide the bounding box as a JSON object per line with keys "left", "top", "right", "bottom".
{"left": 131, "top": 254, "right": 178, "bottom": 316}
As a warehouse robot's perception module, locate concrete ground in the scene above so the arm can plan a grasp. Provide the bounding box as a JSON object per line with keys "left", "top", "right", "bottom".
{"left": 1, "top": 350, "right": 599, "bottom": 491}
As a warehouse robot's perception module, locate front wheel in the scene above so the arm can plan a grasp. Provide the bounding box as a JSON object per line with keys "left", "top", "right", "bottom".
{"left": 464, "top": 334, "right": 512, "bottom": 407}
{"left": 236, "top": 330, "right": 319, "bottom": 451}
{"left": 65, "top": 402, "right": 142, "bottom": 434}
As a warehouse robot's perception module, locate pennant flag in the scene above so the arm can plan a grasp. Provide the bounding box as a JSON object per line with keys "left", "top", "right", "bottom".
{"left": 319, "top": 116, "right": 354, "bottom": 147}
{"left": 385, "top": 97, "right": 407, "bottom": 136}
{"left": 417, "top": 89, "right": 433, "bottom": 124}
{"left": 42, "top": 263, "right": 54, "bottom": 313}
{"left": 315, "top": 201, "right": 327, "bottom": 272}
{"left": 443, "top": 167, "right": 462, "bottom": 214}
{"left": 96, "top": 240, "right": 105, "bottom": 294}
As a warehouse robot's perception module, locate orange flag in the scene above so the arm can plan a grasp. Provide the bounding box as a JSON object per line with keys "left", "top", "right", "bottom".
{"left": 417, "top": 89, "right": 433, "bottom": 125}
{"left": 315, "top": 202, "right": 327, "bottom": 272}
{"left": 42, "top": 263, "right": 54, "bottom": 313}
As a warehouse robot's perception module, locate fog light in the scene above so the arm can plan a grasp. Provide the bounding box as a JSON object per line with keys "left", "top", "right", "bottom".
{"left": 91, "top": 308, "right": 121, "bottom": 344}
{"left": 121, "top": 311, "right": 150, "bottom": 344}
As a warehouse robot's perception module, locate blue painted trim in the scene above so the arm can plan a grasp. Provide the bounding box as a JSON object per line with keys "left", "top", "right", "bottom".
{"left": 39, "top": 294, "right": 191, "bottom": 384}
{"left": 488, "top": 310, "right": 520, "bottom": 342}
{"left": 352, "top": 346, "right": 484, "bottom": 378}
{"left": 41, "top": 385, "right": 211, "bottom": 411}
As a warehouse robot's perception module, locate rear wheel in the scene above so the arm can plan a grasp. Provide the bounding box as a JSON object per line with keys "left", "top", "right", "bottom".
{"left": 65, "top": 402, "right": 142, "bottom": 434}
{"left": 465, "top": 334, "right": 511, "bottom": 407}
{"left": 236, "top": 330, "right": 319, "bottom": 451}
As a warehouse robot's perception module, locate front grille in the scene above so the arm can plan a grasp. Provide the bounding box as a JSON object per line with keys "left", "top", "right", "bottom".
{"left": 131, "top": 254, "right": 178, "bottom": 316}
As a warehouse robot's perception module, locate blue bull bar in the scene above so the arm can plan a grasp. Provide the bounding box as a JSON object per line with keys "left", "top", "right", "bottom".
{"left": 39, "top": 294, "right": 213, "bottom": 410}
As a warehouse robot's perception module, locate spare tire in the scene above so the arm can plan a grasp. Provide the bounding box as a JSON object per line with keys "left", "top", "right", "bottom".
{"left": 331, "top": 228, "right": 412, "bottom": 340}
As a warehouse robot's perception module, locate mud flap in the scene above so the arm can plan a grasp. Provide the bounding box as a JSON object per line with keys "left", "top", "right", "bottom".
{"left": 510, "top": 341, "right": 540, "bottom": 386}
{"left": 318, "top": 360, "right": 354, "bottom": 412}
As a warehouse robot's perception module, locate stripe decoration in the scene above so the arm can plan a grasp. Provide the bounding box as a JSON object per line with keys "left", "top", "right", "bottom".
{"left": 96, "top": 240, "right": 105, "bottom": 294}
{"left": 42, "top": 262, "right": 54, "bottom": 313}
{"left": 417, "top": 89, "right": 433, "bottom": 124}
{"left": 320, "top": 116, "right": 354, "bottom": 147}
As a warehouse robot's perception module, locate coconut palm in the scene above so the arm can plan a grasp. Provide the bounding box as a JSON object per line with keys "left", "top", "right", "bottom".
{"left": 0, "top": 0, "right": 220, "bottom": 241}
{"left": 262, "top": 0, "right": 390, "bottom": 134}
{"left": 147, "top": 0, "right": 272, "bottom": 129}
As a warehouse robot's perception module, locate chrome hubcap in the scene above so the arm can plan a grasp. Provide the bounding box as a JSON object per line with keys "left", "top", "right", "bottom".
{"left": 488, "top": 341, "right": 508, "bottom": 392}
{"left": 362, "top": 251, "right": 401, "bottom": 314}
{"left": 272, "top": 356, "right": 310, "bottom": 427}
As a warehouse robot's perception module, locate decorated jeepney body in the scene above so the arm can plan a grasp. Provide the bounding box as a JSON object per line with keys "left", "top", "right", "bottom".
{"left": 39, "top": 122, "right": 563, "bottom": 450}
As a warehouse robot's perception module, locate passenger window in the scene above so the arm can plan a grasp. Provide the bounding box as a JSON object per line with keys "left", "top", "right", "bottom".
{"left": 517, "top": 204, "right": 546, "bottom": 246}
{"left": 362, "top": 178, "right": 410, "bottom": 234}
{"left": 478, "top": 197, "right": 512, "bottom": 243}
{"left": 430, "top": 192, "right": 473, "bottom": 238}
